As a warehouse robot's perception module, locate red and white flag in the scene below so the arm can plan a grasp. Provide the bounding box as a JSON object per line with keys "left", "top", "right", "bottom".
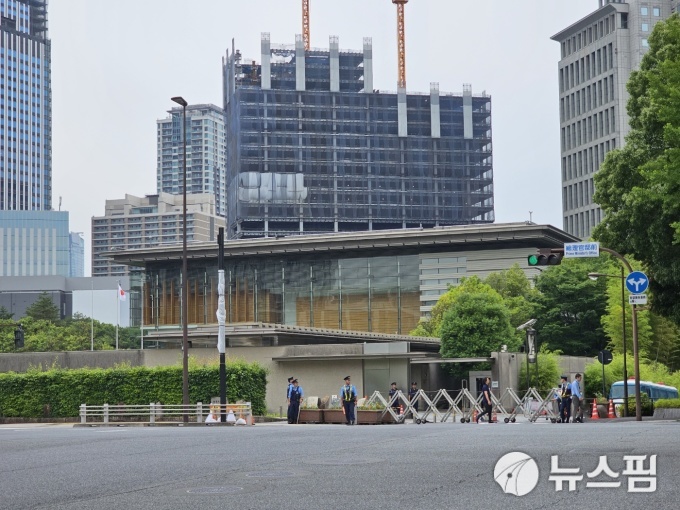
{"left": 118, "top": 283, "right": 126, "bottom": 302}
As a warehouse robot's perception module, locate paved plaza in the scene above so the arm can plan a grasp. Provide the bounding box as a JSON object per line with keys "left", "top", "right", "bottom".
{"left": 1, "top": 419, "right": 677, "bottom": 510}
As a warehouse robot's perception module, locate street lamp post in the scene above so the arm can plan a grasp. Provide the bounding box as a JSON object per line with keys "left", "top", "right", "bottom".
{"left": 171, "top": 96, "right": 190, "bottom": 423}
{"left": 588, "top": 268, "right": 630, "bottom": 418}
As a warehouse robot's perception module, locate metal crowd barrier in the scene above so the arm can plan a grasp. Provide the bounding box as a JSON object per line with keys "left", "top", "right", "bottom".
{"left": 78, "top": 402, "right": 253, "bottom": 426}
{"left": 364, "top": 388, "right": 561, "bottom": 425}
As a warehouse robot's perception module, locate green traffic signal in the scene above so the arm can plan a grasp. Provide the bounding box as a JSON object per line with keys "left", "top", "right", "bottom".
{"left": 528, "top": 252, "right": 563, "bottom": 266}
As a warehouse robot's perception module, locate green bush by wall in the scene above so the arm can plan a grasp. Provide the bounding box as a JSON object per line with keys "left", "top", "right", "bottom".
{"left": 654, "top": 398, "right": 680, "bottom": 409}
{"left": 0, "top": 360, "right": 267, "bottom": 418}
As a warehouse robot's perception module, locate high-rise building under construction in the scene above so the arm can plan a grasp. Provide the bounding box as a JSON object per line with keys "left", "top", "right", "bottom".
{"left": 222, "top": 34, "right": 494, "bottom": 239}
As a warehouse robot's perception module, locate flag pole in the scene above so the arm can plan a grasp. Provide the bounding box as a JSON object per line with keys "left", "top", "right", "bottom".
{"left": 116, "top": 280, "right": 120, "bottom": 350}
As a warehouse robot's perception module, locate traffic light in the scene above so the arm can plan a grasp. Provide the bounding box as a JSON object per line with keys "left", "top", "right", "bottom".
{"left": 14, "top": 324, "right": 24, "bottom": 349}
{"left": 527, "top": 249, "right": 563, "bottom": 266}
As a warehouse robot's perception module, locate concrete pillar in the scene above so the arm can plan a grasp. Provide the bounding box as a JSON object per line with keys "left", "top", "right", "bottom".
{"left": 463, "top": 83, "right": 473, "bottom": 139}
{"left": 398, "top": 87, "right": 408, "bottom": 138}
{"left": 330, "top": 36, "right": 340, "bottom": 92}
{"left": 261, "top": 32, "right": 271, "bottom": 90}
{"left": 430, "top": 82, "right": 441, "bottom": 139}
{"left": 296, "top": 34, "right": 306, "bottom": 92}
{"left": 363, "top": 37, "right": 373, "bottom": 92}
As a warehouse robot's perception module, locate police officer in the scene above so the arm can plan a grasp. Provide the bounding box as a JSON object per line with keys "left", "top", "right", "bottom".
{"left": 286, "top": 376, "right": 295, "bottom": 423}
{"left": 388, "top": 382, "right": 400, "bottom": 414}
{"left": 558, "top": 375, "right": 572, "bottom": 423}
{"left": 288, "top": 379, "right": 303, "bottom": 424}
{"left": 408, "top": 381, "right": 419, "bottom": 414}
{"left": 340, "top": 376, "right": 357, "bottom": 425}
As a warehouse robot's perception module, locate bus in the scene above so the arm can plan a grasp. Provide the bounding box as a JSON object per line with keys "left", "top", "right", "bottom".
{"left": 609, "top": 380, "right": 678, "bottom": 408}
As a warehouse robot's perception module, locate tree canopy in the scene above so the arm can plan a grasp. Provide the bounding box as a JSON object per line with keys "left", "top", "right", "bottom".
{"left": 24, "top": 293, "right": 60, "bottom": 322}
{"left": 593, "top": 13, "right": 680, "bottom": 324}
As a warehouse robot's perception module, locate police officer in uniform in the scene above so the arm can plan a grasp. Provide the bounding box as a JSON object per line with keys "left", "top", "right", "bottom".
{"left": 408, "top": 382, "right": 419, "bottom": 414}
{"left": 340, "top": 376, "right": 357, "bottom": 425}
{"left": 288, "top": 379, "right": 303, "bottom": 424}
{"left": 286, "top": 376, "right": 295, "bottom": 423}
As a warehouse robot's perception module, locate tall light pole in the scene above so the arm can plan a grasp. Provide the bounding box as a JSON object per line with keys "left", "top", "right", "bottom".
{"left": 171, "top": 96, "right": 190, "bottom": 422}
{"left": 588, "top": 269, "right": 629, "bottom": 417}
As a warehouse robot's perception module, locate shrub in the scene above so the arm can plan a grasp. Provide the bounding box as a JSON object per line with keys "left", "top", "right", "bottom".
{"left": 0, "top": 360, "right": 267, "bottom": 418}
{"left": 654, "top": 398, "right": 680, "bottom": 409}
{"left": 625, "top": 393, "right": 654, "bottom": 416}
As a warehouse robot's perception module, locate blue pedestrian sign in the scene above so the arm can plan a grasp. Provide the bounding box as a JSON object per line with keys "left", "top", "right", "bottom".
{"left": 626, "top": 271, "right": 649, "bottom": 294}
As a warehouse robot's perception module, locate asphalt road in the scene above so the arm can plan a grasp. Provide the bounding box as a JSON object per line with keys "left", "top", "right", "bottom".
{"left": 0, "top": 419, "right": 677, "bottom": 510}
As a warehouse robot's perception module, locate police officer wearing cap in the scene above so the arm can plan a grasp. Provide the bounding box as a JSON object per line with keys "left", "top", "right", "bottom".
{"left": 286, "top": 376, "right": 295, "bottom": 423}
{"left": 340, "top": 376, "right": 358, "bottom": 425}
{"left": 408, "top": 381, "right": 419, "bottom": 413}
{"left": 288, "top": 379, "right": 303, "bottom": 424}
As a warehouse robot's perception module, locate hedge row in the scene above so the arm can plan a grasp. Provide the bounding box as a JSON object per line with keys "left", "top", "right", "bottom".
{"left": 0, "top": 360, "right": 267, "bottom": 418}
{"left": 654, "top": 398, "right": 680, "bottom": 409}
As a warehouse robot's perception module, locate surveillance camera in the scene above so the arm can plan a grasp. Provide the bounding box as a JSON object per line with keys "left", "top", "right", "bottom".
{"left": 516, "top": 318, "right": 537, "bottom": 331}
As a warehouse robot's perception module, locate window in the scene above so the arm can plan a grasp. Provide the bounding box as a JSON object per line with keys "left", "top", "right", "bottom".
{"left": 653, "top": 7, "right": 660, "bottom": 16}
{"left": 621, "top": 13, "right": 628, "bottom": 29}
{"left": 641, "top": 7, "right": 648, "bottom": 15}
{"left": 642, "top": 38, "right": 649, "bottom": 47}
{"left": 642, "top": 23, "right": 649, "bottom": 32}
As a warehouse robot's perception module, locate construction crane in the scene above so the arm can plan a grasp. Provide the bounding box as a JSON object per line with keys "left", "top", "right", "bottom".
{"left": 302, "top": 0, "right": 311, "bottom": 51}
{"left": 392, "top": 0, "right": 408, "bottom": 89}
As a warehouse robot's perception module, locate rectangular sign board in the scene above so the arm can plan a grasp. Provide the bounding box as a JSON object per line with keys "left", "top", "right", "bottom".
{"left": 564, "top": 242, "right": 600, "bottom": 258}
{"left": 629, "top": 294, "right": 648, "bottom": 305}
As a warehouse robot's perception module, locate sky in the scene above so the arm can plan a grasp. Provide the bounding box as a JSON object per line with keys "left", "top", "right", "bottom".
{"left": 49, "top": 0, "right": 597, "bottom": 275}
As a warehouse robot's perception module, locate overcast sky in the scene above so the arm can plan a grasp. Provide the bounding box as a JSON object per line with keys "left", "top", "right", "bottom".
{"left": 50, "top": 0, "right": 596, "bottom": 275}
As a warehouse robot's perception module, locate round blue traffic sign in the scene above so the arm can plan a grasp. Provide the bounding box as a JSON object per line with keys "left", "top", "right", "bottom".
{"left": 626, "top": 271, "right": 649, "bottom": 294}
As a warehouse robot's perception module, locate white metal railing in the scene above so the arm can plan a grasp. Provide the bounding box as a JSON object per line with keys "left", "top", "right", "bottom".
{"left": 363, "top": 388, "right": 563, "bottom": 424}
{"left": 78, "top": 402, "right": 253, "bottom": 426}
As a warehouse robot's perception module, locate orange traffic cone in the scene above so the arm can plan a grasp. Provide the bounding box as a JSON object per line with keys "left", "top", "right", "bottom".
{"left": 492, "top": 409, "right": 498, "bottom": 423}
{"left": 590, "top": 399, "right": 600, "bottom": 420}
{"left": 399, "top": 404, "right": 404, "bottom": 415}
{"left": 608, "top": 399, "right": 615, "bottom": 419}
{"left": 472, "top": 409, "right": 478, "bottom": 423}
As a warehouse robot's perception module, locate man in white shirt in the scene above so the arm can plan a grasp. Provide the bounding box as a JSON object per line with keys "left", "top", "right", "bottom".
{"left": 571, "top": 373, "right": 584, "bottom": 423}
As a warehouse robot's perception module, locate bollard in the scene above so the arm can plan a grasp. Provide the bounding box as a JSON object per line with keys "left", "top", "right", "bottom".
{"left": 197, "top": 402, "right": 203, "bottom": 423}
{"left": 80, "top": 404, "right": 87, "bottom": 424}
{"left": 103, "top": 403, "right": 109, "bottom": 424}
{"left": 150, "top": 402, "right": 155, "bottom": 424}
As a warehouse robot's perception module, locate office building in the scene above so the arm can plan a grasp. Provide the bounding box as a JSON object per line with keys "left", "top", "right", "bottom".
{"left": 69, "top": 232, "right": 85, "bottom": 277}
{"left": 0, "top": 275, "right": 130, "bottom": 325}
{"left": 106, "top": 223, "right": 577, "bottom": 335}
{"left": 552, "top": 0, "right": 676, "bottom": 238}
{"left": 0, "top": 0, "right": 51, "bottom": 211}
{"left": 157, "top": 104, "right": 226, "bottom": 217}
{"left": 91, "top": 193, "right": 225, "bottom": 277}
{"left": 222, "top": 34, "right": 494, "bottom": 239}
{"left": 0, "top": 211, "right": 69, "bottom": 276}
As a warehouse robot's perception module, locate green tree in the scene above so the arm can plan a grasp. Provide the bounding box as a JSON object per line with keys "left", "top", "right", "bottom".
{"left": 0, "top": 306, "right": 14, "bottom": 320}
{"left": 518, "top": 346, "right": 562, "bottom": 394}
{"left": 24, "top": 293, "right": 60, "bottom": 322}
{"left": 533, "top": 258, "right": 611, "bottom": 356}
{"left": 593, "top": 14, "right": 680, "bottom": 324}
{"left": 439, "top": 278, "right": 517, "bottom": 359}
{"left": 485, "top": 264, "right": 541, "bottom": 346}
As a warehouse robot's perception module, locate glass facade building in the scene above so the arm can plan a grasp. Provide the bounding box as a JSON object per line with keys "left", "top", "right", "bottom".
{"left": 68, "top": 232, "right": 84, "bottom": 277}
{"left": 0, "top": 210, "right": 69, "bottom": 276}
{"left": 157, "top": 104, "right": 226, "bottom": 217}
{"left": 110, "top": 224, "right": 578, "bottom": 335}
{"left": 0, "top": 0, "right": 51, "bottom": 211}
{"left": 222, "top": 34, "right": 494, "bottom": 239}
